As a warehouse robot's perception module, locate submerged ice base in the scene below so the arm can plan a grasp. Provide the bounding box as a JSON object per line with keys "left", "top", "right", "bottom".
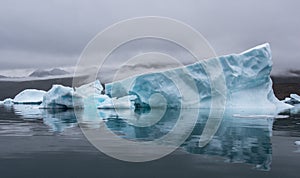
{"left": 105, "top": 43, "right": 290, "bottom": 114}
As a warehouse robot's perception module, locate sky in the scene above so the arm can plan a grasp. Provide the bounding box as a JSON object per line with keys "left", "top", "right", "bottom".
{"left": 0, "top": 0, "right": 299, "bottom": 76}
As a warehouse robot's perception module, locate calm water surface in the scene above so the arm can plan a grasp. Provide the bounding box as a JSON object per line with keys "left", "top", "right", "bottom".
{"left": 0, "top": 105, "right": 299, "bottom": 178}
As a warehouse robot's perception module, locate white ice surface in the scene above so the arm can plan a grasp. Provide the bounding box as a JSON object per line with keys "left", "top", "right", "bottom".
{"left": 13, "top": 89, "right": 46, "bottom": 104}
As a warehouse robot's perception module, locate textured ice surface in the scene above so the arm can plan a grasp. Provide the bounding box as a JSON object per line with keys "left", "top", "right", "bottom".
{"left": 105, "top": 44, "right": 290, "bottom": 114}
{"left": 40, "top": 85, "right": 83, "bottom": 109}
{"left": 75, "top": 80, "right": 103, "bottom": 98}
{"left": 98, "top": 95, "right": 137, "bottom": 109}
{"left": 13, "top": 89, "right": 46, "bottom": 104}
{"left": 75, "top": 80, "right": 113, "bottom": 109}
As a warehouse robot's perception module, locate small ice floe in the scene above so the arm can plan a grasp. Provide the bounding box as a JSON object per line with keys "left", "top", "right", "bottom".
{"left": 291, "top": 94, "right": 300, "bottom": 102}
{"left": 283, "top": 94, "right": 300, "bottom": 105}
{"left": 13, "top": 89, "right": 46, "bottom": 104}
{"left": 233, "top": 114, "right": 289, "bottom": 119}
{"left": 295, "top": 141, "right": 300, "bottom": 146}
{"left": 1, "top": 98, "right": 14, "bottom": 105}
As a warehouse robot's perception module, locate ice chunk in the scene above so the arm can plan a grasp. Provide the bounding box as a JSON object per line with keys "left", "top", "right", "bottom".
{"left": 105, "top": 43, "right": 290, "bottom": 114}
{"left": 98, "top": 95, "right": 137, "bottom": 109}
{"left": 13, "top": 89, "right": 46, "bottom": 104}
{"left": 283, "top": 94, "right": 300, "bottom": 105}
{"left": 295, "top": 141, "right": 300, "bottom": 146}
{"left": 40, "top": 85, "right": 83, "bottom": 109}
{"left": 75, "top": 80, "right": 112, "bottom": 109}
{"left": 1, "top": 98, "right": 14, "bottom": 105}
{"left": 75, "top": 80, "right": 103, "bottom": 98}
{"left": 281, "top": 94, "right": 300, "bottom": 115}
{"left": 40, "top": 81, "right": 107, "bottom": 109}
{"left": 291, "top": 94, "right": 300, "bottom": 102}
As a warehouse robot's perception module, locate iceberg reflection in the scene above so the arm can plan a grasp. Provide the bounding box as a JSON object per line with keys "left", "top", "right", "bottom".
{"left": 93, "top": 108, "right": 273, "bottom": 170}
{"left": 184, "top": 109, "right": 273, "bottom": 171}
{"left": 9, "top": 104, "right": 273, "bottom": 170}
{"left": 12, "top": 105, "right": 78, "bottom": 132}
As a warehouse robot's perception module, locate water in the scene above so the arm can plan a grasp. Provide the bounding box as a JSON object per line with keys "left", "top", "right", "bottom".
{"left": 0, "top": 105, "right": 299, "bottom": 178}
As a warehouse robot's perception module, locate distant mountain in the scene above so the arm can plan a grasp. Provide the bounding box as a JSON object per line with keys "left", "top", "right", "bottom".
{"left": 29, "top": 68, "right": 69, "bottom": 78}
{"left": 289, "top": 69, "right": 300, "bottom": 76}
{"left": 0, "top": 75, "right": 7, "bottom": 78}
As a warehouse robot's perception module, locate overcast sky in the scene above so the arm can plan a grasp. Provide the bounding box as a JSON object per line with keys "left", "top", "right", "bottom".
{"left": 0, "top": 0, "right": 299, "bottom": 75}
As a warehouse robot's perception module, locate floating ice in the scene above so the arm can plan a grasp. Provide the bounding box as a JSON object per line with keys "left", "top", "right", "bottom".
{"left": 75, "top": 80, "right": 103, "bottom": 98}
{"left": 283, "top": 94, "right": 300, "bottom": 105}
{"left": 40, "top": 85, "right": 83, "bottom": 109}
{"left": 295, "top": 141, "right": 300, "bottom": 146}
{"left": 281, "top": 94, "right": 300, "bottom": 115}
{"left": 105, "top": 43, "right": 291, "bottom": 114}
{"left": 291, "top": 94, "right": 300, "bottom": 101}
{"left": 98, "top": 95, "right": 137, "bottom": 109}
{"left": 13, "top": 89, "right": 46, "bottom": 104}
{"left": 1, "top": 98, "right": 14, "bottom": 105}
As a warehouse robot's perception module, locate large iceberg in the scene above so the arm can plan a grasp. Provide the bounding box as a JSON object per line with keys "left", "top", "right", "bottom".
{"left": 105, "top": 43, "right": 291, "bottom": 114}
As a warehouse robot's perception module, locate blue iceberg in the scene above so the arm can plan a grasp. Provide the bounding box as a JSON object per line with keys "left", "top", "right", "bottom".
{"left": 105, "top": 43, "right": 290, "bottom": 114}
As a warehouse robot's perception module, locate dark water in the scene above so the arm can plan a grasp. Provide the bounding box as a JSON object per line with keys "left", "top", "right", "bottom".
{"left": 0, "top": 105, "right": 299, "bottom": 178}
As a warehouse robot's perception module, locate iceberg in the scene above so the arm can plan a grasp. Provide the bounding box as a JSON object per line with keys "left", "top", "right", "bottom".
{"left": 13, "top": 89, "right": 46, "bottom": 104}
{"left": 281, "top": 94, "right": 300, "bottom": 115}
{"left": 98, "top": 95, "right": 137, "bottom": 109}
{"left": 75, "top": 80, "right": 115, "bottom": 109}
{"left": 40, "top": 85, "right": 83, "bottom": 109}
{"left": 283, "top": 94, "right": 300, "bottom": 105}
{"left": 0, "top": 98, "right": 14, "bottom": 105}
{"left": 75, "top": 80, "right": 103, "bottom": 98}
{"left": 5, "top": 98, "right": 14, "bottom": 105}
{"left": 105, "top": 43, "right": 290, "bottom": 114}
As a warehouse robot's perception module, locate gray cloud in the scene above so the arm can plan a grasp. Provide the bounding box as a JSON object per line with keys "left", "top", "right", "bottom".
{"left": 0, "top": 0, "right": 299, "bottom": 75}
